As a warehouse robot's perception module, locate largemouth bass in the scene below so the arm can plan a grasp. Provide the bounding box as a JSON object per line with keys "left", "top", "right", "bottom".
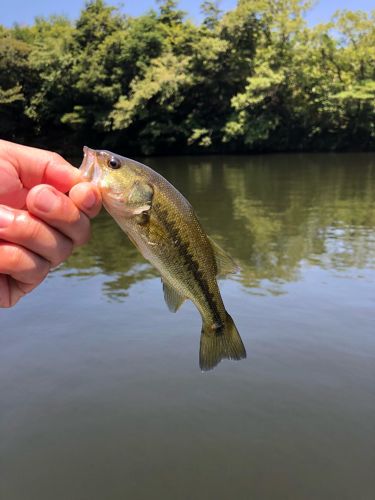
{"left": 80, "top": 147, "right": 246, "bottom": 370}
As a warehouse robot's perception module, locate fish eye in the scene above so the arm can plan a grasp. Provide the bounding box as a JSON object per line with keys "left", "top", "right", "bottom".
{"left": 108, "top": 156, "right": 121, "bottom": 169}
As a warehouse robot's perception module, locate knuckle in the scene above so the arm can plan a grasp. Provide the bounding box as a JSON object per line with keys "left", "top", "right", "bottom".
{"left": 0, "top": 243, "right": 50, "bottom": 286}
{"left": 49, "top": 151, "right": 64, "bottom": 165}
{"left": 42, "top": 152, "right": 66, "bottom": 183}
{"left": 19, "top": 213, "right": 41, "bottom": 241}
{"left": 4, "top": 244, "right": 23, "bottom": 270}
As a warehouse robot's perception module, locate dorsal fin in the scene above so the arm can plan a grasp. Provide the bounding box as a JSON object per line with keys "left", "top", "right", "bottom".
{"left": 162, "top": 279, "right": 185, "bottom": 313}
{"left": 208, "top": 237, "right": 239, "bottom": 277}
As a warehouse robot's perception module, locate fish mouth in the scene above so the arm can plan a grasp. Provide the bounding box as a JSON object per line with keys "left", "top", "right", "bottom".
{"left": 79, "top": 146, "right": 102, "bottom": 185}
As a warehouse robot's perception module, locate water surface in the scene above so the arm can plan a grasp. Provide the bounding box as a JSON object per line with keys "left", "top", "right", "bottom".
{"left": 1, "top": 154, "right": 375, "bottom": 499}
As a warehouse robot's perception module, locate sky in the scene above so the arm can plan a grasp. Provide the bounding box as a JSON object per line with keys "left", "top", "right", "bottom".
{"left": 0, "top": 0, "right": 373, "bottom": 27}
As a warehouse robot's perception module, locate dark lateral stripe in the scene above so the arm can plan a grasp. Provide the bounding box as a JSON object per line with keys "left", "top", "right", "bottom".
{"left": 157, "top": 206, "right": 223, "bottom": 329}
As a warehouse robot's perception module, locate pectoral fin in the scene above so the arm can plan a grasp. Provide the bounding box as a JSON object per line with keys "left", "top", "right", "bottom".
{"left": 128, "top": 181, "right": 154, "bottom": 215}
{"left": 162, "top": 279, "right": 185, "bottom": 313}
{"left": 208, "top": 237, "right": 239, "bottom": 277}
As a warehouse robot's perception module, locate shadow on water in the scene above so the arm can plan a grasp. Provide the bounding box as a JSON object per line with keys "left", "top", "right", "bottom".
{"left": 63, "top": 153, "right": 375, "bottom": 299}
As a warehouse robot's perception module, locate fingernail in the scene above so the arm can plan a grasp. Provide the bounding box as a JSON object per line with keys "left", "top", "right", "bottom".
{"left": 34, "top": 188, "right": 59, "bottom": 213}
{"left": 83, "top": 190, "right": 97, "bottom": 210}
{"left": 0, "top": 206, "right": 14, "bottom": 228}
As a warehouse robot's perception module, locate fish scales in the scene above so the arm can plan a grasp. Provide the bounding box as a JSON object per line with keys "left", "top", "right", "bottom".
{"left": 153, "top": 202, "right": 225, "bottom": 328}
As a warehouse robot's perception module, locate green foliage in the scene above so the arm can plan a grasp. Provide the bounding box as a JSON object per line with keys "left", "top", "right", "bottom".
{"left": 157, "top": 0, "right": 185, "bottom": 25}
{"left": 0, "top": 32, "right": 35, "bottom": 137}
{"left": 201, "top": 1, "right": 222, "bottom": 30}
{"left": 0, "top": 0, "right": 373, "bottom": 153}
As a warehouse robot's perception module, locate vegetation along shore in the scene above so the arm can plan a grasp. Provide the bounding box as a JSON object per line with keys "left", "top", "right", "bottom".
{"left": 1, "top": 0, "right": 374, "bottom": 156}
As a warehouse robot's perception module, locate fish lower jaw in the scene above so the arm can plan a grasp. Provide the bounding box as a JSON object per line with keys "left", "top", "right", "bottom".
{"left": 79, "top": 147, "right": 102, "bottom": 185}
{"left": 81, "top": 165, "right": 102, "bottom": 186}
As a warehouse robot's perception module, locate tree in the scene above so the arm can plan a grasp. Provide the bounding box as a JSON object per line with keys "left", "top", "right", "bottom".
{"left": 157, "top": 0, "right": 185, "bottom": 26}
{"left": 201, "top": 1, "right": 222, "bottom": 30}
{"left": 0, "top": 0, "right": 373, "bottom": 153}
{"left": 0, "top": 32, "right": 34, "bottom": 138}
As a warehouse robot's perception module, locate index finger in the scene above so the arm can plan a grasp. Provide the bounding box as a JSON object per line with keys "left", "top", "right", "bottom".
{"left": 0, "top": 140, "right": 80, "bottom": 193}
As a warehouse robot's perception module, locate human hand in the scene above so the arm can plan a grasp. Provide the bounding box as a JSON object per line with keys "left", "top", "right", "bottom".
{"left": 0, "top": 140, "right": 102, "bottom": 308}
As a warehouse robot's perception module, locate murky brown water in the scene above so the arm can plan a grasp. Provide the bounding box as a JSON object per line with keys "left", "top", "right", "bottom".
{"left": 1, "top": 154, "right": 374, "bottom": 499}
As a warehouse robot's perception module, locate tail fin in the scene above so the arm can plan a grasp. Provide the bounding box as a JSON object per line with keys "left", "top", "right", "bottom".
{"left": 199, "top": 313, "right": 246, "bottom": 371}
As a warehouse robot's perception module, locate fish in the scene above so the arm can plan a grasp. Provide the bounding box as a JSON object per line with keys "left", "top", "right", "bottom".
{"left": 80, "top": 147, "right": 246, "bottom": 370}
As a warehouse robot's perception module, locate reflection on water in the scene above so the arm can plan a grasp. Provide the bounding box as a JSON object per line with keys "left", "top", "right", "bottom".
{"left": 2, "top": 154, "right": 375, "bottom": 500}
{"left": 63, "top": 153, "right": 375, "bottom": 297}
{"left": 59, "top": 210, "right": 158, "bottom": 299}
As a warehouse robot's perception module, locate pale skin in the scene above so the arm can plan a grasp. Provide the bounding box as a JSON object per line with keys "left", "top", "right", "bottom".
{"left": 0, "top": 140, "right": 102, "bottom": 308}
